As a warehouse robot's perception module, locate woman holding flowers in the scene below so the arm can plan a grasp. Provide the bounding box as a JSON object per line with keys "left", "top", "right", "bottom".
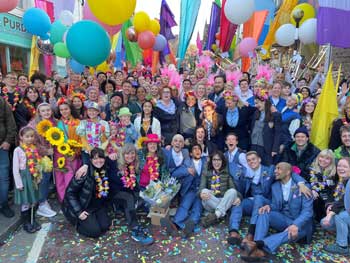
{"left": 52, "top": 98, "right": 82, "bottom": 202}
{"left": 76, "top": 101, "right": 110, "bottom": 165}
{"left": 62, "top": 148, "right": 111, "bottom": 238}
{"left": 28, "top": 103, "right": 57, "bottom": 217}
{"left": 13, "top": 127, "right": 44, "bottom": 233}
{"left": 139, "top": 134, "right": 168, "bottom": 189}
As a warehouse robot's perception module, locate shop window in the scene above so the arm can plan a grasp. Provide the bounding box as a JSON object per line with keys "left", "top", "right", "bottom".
{"left": 9, "top": 46, "right": 29, "bottom": 73}
{"left": 0, "top": 44, "right": 6, "bottom": 75}
{"left": 17, "top": 0, "right": 33, "bottom": 10}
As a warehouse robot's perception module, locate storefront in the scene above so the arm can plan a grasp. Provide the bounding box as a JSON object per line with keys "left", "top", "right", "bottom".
{"left": 0, "top": 12, "right": 32, "bottom": 75}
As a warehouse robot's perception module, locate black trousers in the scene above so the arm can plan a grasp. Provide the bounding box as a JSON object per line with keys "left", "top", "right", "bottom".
{"left": 112, "top": 191, "right": 138, "bottom": 228}
{"left": 313, "top": 197, "right": 326, "bottom": 222}
{"left": 77, "top": 206, "right": 111, "bottom": 238}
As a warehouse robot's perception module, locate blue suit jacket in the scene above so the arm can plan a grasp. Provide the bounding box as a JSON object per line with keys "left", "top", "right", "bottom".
{"left": 270, "top": 178, "right": 313, "bottom": 241}
{"left": 208, "top": 92, "right": 226, "bottom": 115}
{"left": 244, "top": 165, "right": 275, "bottom": 199}
{"left": 224, "top": 150, "right": 247, "bottom": 195}
{"left": 162, "top": 147, "right": 190, "bottom": 175}
{"left": 269, "top": 96, "right": 286, "bottom": 113}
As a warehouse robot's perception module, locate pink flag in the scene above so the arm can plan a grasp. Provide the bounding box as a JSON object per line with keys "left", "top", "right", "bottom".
{"left": 196, "top": 32, "right": 203, "bottom": 56}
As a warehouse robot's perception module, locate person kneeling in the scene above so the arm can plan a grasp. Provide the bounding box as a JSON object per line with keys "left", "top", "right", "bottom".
{"left": 62, "top": 148, "right": 111, "bottom": 238}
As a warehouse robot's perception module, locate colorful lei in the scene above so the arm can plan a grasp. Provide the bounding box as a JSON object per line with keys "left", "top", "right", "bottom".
{"left": 333, "top": 180, "right": 345, "bottom": 201}
{"left": 86, "top": 120, "right": 103, "bottom": 148}
{"left": 121, "top": 164, "right": 137, "bottom": 190}
{"left": 210, "top": 171, "right": 221, "bottom": 195}
{"left": 310, "top": 170, "right": 328, "bottom": 192}
{"left": 94, "top": 170, "right": 109, "bottom": 198}
{"left": 146, "top": 154, "right": 160, "bottom": 181}
{"left": 2, "top": 86, "right": 20, "bottom": 111}
{"left": 21, "top": 144, "right": 42, "bottom": 185}
{"left": 23, "top": 98, "right": 36, "bottom": 117}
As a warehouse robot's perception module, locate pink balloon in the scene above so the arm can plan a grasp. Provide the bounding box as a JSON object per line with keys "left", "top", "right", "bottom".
{"left": 239, "top": 37, "right": 257, "bottom": 57}
{"left": 138, "top": 31, "right": 155, "bottom": 50}
{"left": 83, "top": 2, "right": 121, "bottom": 36}
{"left": 0, "top": 0, "right": 19, "bottom": 12}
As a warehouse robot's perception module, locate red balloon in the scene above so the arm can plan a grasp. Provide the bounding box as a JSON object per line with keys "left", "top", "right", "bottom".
{"left": 126, "top": 26, "right": 138, "bottom": 42}
{"left": 137, "top": 31, "right": 155, "bottom": 50}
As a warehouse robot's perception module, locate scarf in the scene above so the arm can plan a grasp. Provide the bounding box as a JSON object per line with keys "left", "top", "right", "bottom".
{"left": 156, "top": 99, "right": 176, "bottom": 114}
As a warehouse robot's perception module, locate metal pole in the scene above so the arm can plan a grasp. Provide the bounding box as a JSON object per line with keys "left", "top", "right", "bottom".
{"left": 324, "top": 43, "right": 332, "bottom": 74}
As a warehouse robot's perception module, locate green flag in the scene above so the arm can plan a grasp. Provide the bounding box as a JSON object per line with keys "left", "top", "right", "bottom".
{"left": 121, "top": 20, "right": 143, "bottom": 67}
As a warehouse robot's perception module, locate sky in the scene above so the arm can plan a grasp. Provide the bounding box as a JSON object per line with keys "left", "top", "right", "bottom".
{"left": 135, "top": 0, "right": 212, "bottom": 43}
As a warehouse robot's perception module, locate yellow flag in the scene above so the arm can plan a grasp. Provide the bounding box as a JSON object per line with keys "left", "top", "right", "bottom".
{"left": 310, "top": 63, "right": 339, "bottom": 149}
{"left": 261, "top": 0, "right": 298, "bottom": 59}
{"left": 28, "top": 36, "right": 40, "bottom": 78}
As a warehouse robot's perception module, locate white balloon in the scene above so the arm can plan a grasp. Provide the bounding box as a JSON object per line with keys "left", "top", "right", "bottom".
{"left": 224, "top": 0, "right": 255, "bottom": 25}
{"left": 298, "top": 18, "right": 317, "bottom": 44}
{"left": 60, "top": 10, "right": 74, "bottom": 26}
{"left": 275, "top": 24, "right": 296, "bottom": 46}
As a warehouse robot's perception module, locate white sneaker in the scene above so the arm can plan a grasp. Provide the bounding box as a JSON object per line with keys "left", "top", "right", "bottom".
{"left": 37, "top": 202, "right": 57, "bottom": 218}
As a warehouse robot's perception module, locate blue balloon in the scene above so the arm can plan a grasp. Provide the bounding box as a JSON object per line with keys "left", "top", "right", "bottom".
{"left": 69, "top": 59, "right": 85, "bottom": 74}
{"left": 23, "top": 8, "right": 51, "bottom": 36}
{"left": 66, "top": 20, "right": 111, "bottom": 67}
{"left": 39, "top": 33, "right": 50, "bottom": 40}
{"left": 50, "top": 20, "right": 68, "bottom": 45}
{"left": 153, "top": 34, "right": 167, "bottom": 51}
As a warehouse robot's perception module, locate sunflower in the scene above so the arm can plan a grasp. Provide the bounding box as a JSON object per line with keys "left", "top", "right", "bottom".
{"left": 67, "top": 139, "right": 82, "bottom": 148}
{"left": 57, "top": 157, "right": 65, "bottom": 169}
{"left": 36, "top": 120, "right": 53, "bottom": 137}
{"left": 137, "top": 136, "right": 147, "bottom": 149}
{"left": 57, "top": 143, "right": 71, "bottom": 155}
{"left": 45, "top": 127, "right": 64, "bottom": 146}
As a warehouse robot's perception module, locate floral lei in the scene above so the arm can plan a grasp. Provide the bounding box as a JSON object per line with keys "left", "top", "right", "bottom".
{"left": 112, "top": 122, "right": 126, "bottom": 148}
{"left": 211, "top": 171, "right": 221, "bottom": 195}
{"left": 62, "top": 117, "right": 79, "bottom": 127}
{"left": 86, "top": 120, "right": 103, "bottom": 148}
{"left": 121, "top": 163, "right": 137, "bottom": 190}
{"left": 333, "top": 180, "right": 346, "bottom": 201}
{"left": 94, "top": 169, "right": 109, "bottom": 198}
{"left": 310, "top": 169, "right": 329, "bottom": 192}
{"left": 2, "top": 86, "right": 20, "bottom": 111}
{"left": 21, "top": 144, "right": 42, "bottom": 184}
{"left": 146, "top": 154, "right": 160, "bottom": 181}
{"left": 23, "top": 98, "right": 36, "bottom": 117}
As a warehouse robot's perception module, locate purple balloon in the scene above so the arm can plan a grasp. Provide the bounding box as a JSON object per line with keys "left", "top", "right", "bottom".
{"left": 153, "top": 34, "right": 167, "bottom": 51}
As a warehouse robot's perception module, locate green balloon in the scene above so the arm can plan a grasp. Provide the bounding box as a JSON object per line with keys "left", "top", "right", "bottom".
{"left": 54, "top": 42, "right": 70, "bottom": 58}
{"left": 50, "top": 20, "right": 67, "bottom": 45}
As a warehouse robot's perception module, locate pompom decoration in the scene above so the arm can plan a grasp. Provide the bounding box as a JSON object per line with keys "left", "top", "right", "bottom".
{"left": 225, "top": 70, "right": 243, "bottom": 87}
{"left": 169, "top": 71, "right": 181, "bottom": 90}
{"left": 207, "top": 74, "right": 215, "bottom": 86}
{"left": 255, "top": 65, "right": 273, "bottom": 82}
{"left": 196, "top": 55, "right": 214, "bottom": 72}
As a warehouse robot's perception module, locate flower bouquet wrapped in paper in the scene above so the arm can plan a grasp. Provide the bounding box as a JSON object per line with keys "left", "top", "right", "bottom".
{"left": 37, "top": 156, "right": 53, "bottom": 173}
{"left": 140, "top": 176, "right": 181, "bottom": 208}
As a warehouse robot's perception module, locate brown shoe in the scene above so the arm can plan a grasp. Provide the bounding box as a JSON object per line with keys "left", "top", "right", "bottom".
{"left": 200, "top": 213, "right": 219, "bottom": 228}
{"left": 227, "top": 231, "right": 242, "bottom": 245}
{"left": 243, "top": 240, "right": 257, "bottom": 255}
{"left": 241, "top": 233, "right": 254, "bottom": 249}
{"left": 160, "top": 218, "right": 178, "bottom": 235}
{"left": 241, "top": 244, "right": 268, "bottom": 262}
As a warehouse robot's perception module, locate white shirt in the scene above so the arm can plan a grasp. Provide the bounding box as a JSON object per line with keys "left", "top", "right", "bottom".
{"left": 193, "top": 159, "right": 202, "bottom": 175}
{"left": 227, "top": 148, "right": 248, "bottom": 169}
{"left": 246, "top": 166, "right": 262, "bottom": 185}
{"left": 281, "top": 178, "right": 293, "bottom": 202}
{"left": 172, "top": 149, "right": 184, "bottom": 167}
{"left": 234, "top": 86, "right": 253, "bottom": 103}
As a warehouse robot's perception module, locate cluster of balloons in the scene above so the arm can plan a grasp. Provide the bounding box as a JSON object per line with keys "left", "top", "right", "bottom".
{"left": 126, "top": 11, "right": 167, "bottom": 52}
{"left": 224, "top": 0, "right": 255, "bottom": 25}
{"left": 275, "top": 3, "right": 317, "bottom": 47}
{"left": 0, "top": 0, "right": 18, "bottom": 12}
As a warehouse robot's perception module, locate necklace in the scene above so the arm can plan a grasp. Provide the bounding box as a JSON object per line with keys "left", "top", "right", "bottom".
{"left": 146, "top": 154, "right": 160, "bottom": 181}
{"left": 2, "top": 86, "right": 20, "bottom": 111}
{"left": 86, "top": 120, "right": 102, "bottom": 148}
{"left": 23, "top": 98, "right": 36, "bottom": 117}
{"left": 210, "top": 170, "right": 221, "bottom": 195}
{"left": 334, "top": 180, "right": 346, "bottom": 201}
{"left": 94, "top": 169, "right": 109, "bottom": 198}
{"left": 21, "top": 143, "right": 41, "bottom": 181}
{"left": 121, "top": 164, "right": 137, "bottom": 189}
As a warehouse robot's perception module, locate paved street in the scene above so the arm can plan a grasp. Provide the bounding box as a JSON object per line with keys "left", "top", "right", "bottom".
{"left": 0, "top": 201, "right": 349, "bottom": 263}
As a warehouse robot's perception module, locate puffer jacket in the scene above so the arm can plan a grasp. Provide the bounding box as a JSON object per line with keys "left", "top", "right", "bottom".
{"left": 0, "top": 96, "right": 16, "bottom": 145}
{"left": 62, "top": 165, "right": 97, "bottom": 226}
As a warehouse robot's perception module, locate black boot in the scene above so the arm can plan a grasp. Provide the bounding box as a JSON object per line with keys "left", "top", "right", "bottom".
{"left": 0, "top": 202, "right": 15, "bottom": 218}
{"left": 31, "top": 206, "right": 41, "bottom": 232}
{"left": 22, "top": 210, "right": 36, "bottom": 234}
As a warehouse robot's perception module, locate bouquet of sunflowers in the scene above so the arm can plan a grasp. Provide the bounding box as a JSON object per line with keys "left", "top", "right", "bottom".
{"left": 140, "top": 176, "right": 181, "bottom": 208}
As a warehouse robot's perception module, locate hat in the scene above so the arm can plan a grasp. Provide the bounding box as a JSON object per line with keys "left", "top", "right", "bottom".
{"left": 87, "top": 101, "right": 100, "bottom": 111}
{"left": 144, "top": 134, "right": 161, "bottom": 144}
{"left": 118, "top": 107, "right": 132, "bottom": 117}
{"left": 294, "top": 126, "right": 309, "bottom": 138}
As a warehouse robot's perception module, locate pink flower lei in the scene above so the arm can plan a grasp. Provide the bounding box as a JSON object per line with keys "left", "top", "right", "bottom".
{"left": 146, "top": 154, "right": 160, "bottom": 181}
{"left": 121, "top": 163, "right": 137, "bottom": 190}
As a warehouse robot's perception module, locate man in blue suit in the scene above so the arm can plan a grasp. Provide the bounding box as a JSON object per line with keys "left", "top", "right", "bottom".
{"left": 269, "top": 81, "right": 286, "bottom": 113}
{"left": 163, "top": 134, "right": 190, "bottom": 196}
{"left": 208, "top": 75, "right": 226, "bottom": 115}
{"left": 228, "top": 151, "right": 275, "bottom": 245}
{"left": 241, "top": 162, "right": 313, "bottom": 261}
{"left": 161, "top": 143, "right": 207, "bottom": 237}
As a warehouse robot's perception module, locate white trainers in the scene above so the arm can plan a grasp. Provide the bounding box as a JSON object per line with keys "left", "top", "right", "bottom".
{"left": 37, "top": 202, "right": 57, "bottom": 218}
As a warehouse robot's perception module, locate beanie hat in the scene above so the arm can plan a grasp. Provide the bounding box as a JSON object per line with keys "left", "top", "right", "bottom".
{"left": 294, "top": 126, "right": 309, "bottom": 138}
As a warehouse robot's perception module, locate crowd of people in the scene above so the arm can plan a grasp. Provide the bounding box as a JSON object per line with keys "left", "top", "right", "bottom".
{"left": 0, "top": 58, "right": 350, "bottom": 260}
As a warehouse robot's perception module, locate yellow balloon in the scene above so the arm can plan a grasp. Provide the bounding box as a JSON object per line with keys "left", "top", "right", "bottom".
{"left": 149, "top": 19, "right": 160, "bottom": 35}
{"left": 290, "top": 3, "right": 315, "bottom": 26}
{"left": 96, "top": 61, "right": 109, "bottom": 72}
{"left": 211, "top": 44, "right": 217, "bottom": 51}
{"left": 133, "top": 11, "right": 150, "bottom": 33}
{"left": 87, "top": 0, "right": 136, "bottom": 26}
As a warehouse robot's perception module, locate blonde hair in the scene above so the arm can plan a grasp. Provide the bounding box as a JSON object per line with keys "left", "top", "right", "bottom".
{"left": 118, "top": 143, "right": 139, "bottom": 172}
{"left": 311, "top": 149, "right": 336, "bottom": 177}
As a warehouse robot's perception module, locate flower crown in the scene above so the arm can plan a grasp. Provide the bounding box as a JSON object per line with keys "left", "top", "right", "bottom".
{"left": 254, "top": 89, "right": 269, "bottom": 101}
{"left": 185, "top": 91, "right": 196, "bottom": 98}
{"left": 57, "top": 97, "right": 70, "bottom": 106}
{"left": 223, "top": 89, "right": 238, "bottom": 101}
{"left": 225, "top": 70, "right": 242, "bottom": 87}
{"left": 70, "top": 92, "right": 86, "bottom": 102}
{"left": 201, "top": 99, "right": 216, "bottom": 109}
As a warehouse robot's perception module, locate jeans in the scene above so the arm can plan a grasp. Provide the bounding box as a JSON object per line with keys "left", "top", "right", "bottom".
{"left": 335, "top": 211, "right": 350, "bottom": 247}
{"left": 201, "top": 188, "right": 237, "bottom": 217}
{"left": 39, "top": 171, "right": 52, "bottom": 203}
{"left": 0, "top": 149, "right": 10, "bottom": 204}
{"left": 173, "top": 191, "right": 202, "bottom": 228}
